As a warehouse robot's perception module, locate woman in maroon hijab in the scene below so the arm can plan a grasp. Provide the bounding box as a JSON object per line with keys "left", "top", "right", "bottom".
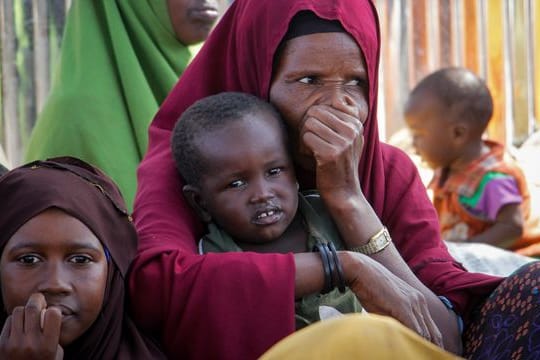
{"left": 0, "top": 157, "right": 165, "bottom": 359}
{"left": 130, "top": 0, "right": 538, "bottom": 358}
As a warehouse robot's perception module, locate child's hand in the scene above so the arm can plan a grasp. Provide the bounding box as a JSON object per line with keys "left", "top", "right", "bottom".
{"left": 0, "top": 293, "right": 64, "bottom": 360}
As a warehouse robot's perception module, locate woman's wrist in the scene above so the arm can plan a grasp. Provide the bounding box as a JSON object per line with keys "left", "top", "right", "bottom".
{"left": 318, "top": 182, "right": 364, "bottom": 205}
{"left": 337, "top": 251, "right": 366, "bottom": 286}
{"left": 321, "top": 193, "right": 385, "bottom": 248}
{"left": 320, "top": 190, "right": 368, "bottom": 218}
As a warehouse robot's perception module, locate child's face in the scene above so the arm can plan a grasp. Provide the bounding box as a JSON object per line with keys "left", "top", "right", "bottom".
{"left": 405, "top": 94, "right": 459, "bottom": 169}
{"left": 0, "top": 208, "right": 108, "bottom": 347}
{"left": 194, "top": 112, "right": 299, "bottom": 244}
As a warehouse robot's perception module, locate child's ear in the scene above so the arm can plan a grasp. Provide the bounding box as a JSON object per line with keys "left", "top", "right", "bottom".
{"left": 183, "top": 185, "right": 212, "bottom": 223}
{"left": 452, "top": 123, "right": 468, "bottom": 142}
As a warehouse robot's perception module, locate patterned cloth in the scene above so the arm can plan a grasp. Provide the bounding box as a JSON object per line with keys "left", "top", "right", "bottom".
{"left": 463, "top": 261, "right": 540, "bottom": 359}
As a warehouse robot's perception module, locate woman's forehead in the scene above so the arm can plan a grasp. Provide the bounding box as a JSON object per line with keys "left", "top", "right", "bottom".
{"left": 3, "top": 208, "right": 103, "bottom": 252}
{"left": 277, "top": 32, "right": 365, "bottom": 69}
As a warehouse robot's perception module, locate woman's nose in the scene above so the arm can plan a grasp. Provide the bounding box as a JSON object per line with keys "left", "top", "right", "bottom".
{"left": 37, "top": 262, "right": 72, "bottom": 295}
{"left": 318, "top": 84, "right": 358, "bottom": 113}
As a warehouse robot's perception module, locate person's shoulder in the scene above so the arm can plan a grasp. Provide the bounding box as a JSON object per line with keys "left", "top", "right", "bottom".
{"left": 380, "top": 143, "right": 418, "bottom": 178}
{"left": 380, "top": 142, "right": 413, "bottom": 161}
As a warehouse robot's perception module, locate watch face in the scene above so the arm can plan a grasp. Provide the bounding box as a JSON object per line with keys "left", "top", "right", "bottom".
{"left": 351, "top": 227, "right": 391, "bottom": 255}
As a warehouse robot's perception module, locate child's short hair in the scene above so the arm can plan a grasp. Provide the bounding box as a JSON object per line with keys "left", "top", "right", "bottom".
{"left": 171, "top": 92, "right": 286, "bottom": 185}
{"left": 409, "top": 67, "right": 493, "bottom": 133}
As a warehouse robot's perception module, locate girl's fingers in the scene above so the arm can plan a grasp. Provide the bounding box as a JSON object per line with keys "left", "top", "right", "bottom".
{"left": 23, "top": 293, "right": 47, "bottom": 334}
{"left": 10, "top": 307, "right": 24, "bottom": 335}
{"left": 0, "top": 315, "right": 13, "bottom": 341}
{"left": 42, "top": 307, "right": 62, "bottom": 344}
{"left": 55, "top": 345, "right": 64, "bottom": 360}
{"left": 40, "top": 309, "right": 46, "bottom": 331}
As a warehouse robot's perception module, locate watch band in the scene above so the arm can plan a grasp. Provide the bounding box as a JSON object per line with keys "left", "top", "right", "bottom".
{"left": 350, "top": 227, "right": 391, "bottom": 255}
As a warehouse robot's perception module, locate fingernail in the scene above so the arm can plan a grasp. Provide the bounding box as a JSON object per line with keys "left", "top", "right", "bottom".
{"left": 40, "top": 308, "right": 46, "bottom": 330}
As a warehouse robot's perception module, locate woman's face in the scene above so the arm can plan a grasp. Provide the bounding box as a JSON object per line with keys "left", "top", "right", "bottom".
{"left": 269, "top": 32, "right": 369, "bottom": 171}
{"left": 167, "top": 0, "right": 223, "bottom": 45}
{"left": 0, "top": 208, "right": 108, "bottom": 347}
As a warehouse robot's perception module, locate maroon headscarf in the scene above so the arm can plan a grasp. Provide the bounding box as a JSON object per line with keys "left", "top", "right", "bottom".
{"left": 0, "top": 157, "right": 164, "bottom": 359}
{"left": 131, "top": 0, "right": 502, "bottom": 358}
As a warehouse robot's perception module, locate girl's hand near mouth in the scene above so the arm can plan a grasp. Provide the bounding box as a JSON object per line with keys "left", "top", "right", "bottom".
{"left": 0, "top": 293, "right": 64, "bottom": 360}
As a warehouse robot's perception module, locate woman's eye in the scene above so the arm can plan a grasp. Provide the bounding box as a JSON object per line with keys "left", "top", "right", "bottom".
{"left": 228, "top": 179, "right": 246, "bottom": 188}
{"left": 17, "top": 255, "right": 41, "bottom": 265}
{"left": 69, "top": 255, "right": 92, "bottom": 264}
{"left": 298, "top": 76, "right": 316, "bottom": 84}
{"left": 345, "top": 79, "right": 365, "bottom": 87}
{"left": 267, "top": 167, "right": 283, "bottom": 177}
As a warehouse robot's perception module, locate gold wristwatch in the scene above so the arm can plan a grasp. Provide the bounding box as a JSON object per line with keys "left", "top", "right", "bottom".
{"left": 350, "top": 227, "right": 391, "bottom": 255}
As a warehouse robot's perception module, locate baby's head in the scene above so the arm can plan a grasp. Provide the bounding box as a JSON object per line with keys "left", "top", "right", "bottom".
{"left": 404, "top": 67, "right": 493, "bottom": 169}
{"left": 171, "top": 92, "right": 299, "bottom": 245}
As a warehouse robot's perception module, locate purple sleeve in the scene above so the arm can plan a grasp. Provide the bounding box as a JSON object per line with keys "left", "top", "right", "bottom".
{"left": 474, "top": 177, "right": 522, "bottom": 221}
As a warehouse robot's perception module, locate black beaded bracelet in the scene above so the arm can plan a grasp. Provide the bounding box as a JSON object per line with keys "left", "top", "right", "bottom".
{"left": 323, "top": 243, "right": 337, "bottom": 289}
{"left": 313, "top": 242, "right": 333, "bottom": 294}
{"left": 327, "top": 242, "right": 346, "bottom": 293}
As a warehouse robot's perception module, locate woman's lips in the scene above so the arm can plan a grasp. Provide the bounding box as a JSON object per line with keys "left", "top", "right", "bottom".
{"left": 188, "top": 7, "right": 219, "bottom": 23}
{"left": 48, "top": 304, "right": 75, "bottom": 316}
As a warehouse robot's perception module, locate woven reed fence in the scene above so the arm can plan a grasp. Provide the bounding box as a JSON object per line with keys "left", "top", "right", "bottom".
{"left": 376, "top": 0, "right": 540, "bottom": 146}
{"left": 0, "top": 0, "right": 70, "bottom": 166}
{"left": 1, "top": 0, "right": 539, "bottom": 167}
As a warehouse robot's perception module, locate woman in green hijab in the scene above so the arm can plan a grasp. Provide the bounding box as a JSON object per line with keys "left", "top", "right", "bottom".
{"left": 26, "top": 0, "right": 223, "bottom": 210}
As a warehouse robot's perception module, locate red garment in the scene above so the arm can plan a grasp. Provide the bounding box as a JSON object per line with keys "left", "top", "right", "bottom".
{"left": 129, "top": 0, "right": 503, "bottom": 359}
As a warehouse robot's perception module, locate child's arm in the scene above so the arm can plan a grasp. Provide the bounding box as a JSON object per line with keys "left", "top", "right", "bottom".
{"left": 468, "top": 203, "right": 524, "bottom": 248}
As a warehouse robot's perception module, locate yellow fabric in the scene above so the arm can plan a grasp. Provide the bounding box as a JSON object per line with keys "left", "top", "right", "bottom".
{"left": 259, "top": 314, "right": 463, "bottom": 360}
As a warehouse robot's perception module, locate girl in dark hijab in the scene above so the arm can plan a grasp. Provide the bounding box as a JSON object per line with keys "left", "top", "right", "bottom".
{"left": 0, "top": 157, "right": 165, "bottom": 359}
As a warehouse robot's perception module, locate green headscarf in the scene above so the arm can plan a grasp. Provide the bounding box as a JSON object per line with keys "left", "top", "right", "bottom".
{"left": 25, "top": 0, "right": 195, "bottom": 210}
